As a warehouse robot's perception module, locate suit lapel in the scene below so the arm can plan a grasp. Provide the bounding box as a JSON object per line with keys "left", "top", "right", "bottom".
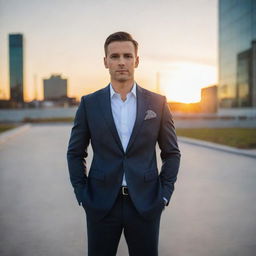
{"left": 97, "top": 83, "right": 149, "bottom": 155}
{"left": 126, "top": 85, "right": 149, "bottom": 153}
{"left": 97, "top": 84, "right": 124, "bottom": 153}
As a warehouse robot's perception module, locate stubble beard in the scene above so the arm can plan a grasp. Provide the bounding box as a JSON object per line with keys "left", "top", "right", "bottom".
{"left": 111, "top": 71, "right": 134, "bottom": 83}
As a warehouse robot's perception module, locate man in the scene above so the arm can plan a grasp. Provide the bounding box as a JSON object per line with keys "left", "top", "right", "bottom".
{"left": 67, "top": 31, "right": 181, "bottom": 256}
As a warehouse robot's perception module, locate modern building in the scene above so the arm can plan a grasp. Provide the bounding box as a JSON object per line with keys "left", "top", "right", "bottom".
{"left": 9, "top": 34, "right": 24, "bottom": 103}
{"left": 43, "top": 74, "right": 67, "bottom": 100}
{"left": 218, "top": 0, "right": 256, "bottom": 116}
{"left": 201, "top": 85, "right": 218, "bottom": 113}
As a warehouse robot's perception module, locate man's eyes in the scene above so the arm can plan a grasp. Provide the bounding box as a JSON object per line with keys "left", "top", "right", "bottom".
{"left": 110, "top": 55, "right": 133, "bottom": 59}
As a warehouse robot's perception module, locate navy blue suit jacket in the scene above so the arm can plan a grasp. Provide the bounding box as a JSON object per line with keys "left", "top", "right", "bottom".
{"left": 67, "top": 84, "right": 181, "bottom": 222}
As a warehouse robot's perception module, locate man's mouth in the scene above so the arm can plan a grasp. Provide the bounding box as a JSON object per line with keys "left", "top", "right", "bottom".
{"left": 116, "top": 70, "right": 128, "bottom": 72}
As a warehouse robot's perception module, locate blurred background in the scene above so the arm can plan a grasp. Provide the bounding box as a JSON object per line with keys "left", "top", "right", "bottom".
{"left": 0, "top": 0, "right": 256, "bottom": 256}
{"left": 1, "top": 0, "right": 256, "bottom": 148}
{"left": 0, "top": 0, "right": 217, "bottom": 104}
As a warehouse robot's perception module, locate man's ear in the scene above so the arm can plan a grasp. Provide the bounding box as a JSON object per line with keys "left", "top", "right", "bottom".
{"left": 104, "top": 57, "right": 108, "bottom": 68}
{"left": 135, "top": 56, "right": 139, "bottom": 68}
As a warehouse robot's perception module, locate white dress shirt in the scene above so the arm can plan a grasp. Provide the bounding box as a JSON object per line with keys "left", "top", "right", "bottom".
{"left": 109, "top": 83, "right": 167, "bottom": 206}
{"left": 110, "top": 83, "right": 137, "bottom": 186}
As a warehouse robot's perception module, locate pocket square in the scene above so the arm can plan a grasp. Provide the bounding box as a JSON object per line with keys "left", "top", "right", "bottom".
{"left": 144, "top": 110, "right": 157, "bottom": 120}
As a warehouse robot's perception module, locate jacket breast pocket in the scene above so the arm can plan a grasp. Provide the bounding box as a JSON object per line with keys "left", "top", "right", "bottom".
{"left": 144, "top": 169, "right": 158, "bottom": 182}
{"left": 88, "top": 169, "right": 105, "bottom": 181}
{"left": 141, "top": 118, "right": 160, "bottom": 138}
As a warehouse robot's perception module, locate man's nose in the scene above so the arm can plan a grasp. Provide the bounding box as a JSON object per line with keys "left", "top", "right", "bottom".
{"left": 118, "top": 57, "right": 125, "bottom": 65}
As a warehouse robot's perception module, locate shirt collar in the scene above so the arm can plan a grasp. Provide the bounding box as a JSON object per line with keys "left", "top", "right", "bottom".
{"left": 110, "top": 83, "right": 137, "bottom": 98}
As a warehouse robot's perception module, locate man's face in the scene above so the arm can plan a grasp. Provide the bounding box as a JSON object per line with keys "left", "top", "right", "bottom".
{"left": 104, "top": 41, "right": 139, "bottom": 83}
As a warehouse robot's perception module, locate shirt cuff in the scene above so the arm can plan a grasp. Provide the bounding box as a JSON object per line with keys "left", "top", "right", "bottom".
{"left": 163, "top": 197, "right": 168, "bottom": 206}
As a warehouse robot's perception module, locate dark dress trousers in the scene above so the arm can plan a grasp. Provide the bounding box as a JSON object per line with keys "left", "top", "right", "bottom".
{"left": 67, "top": 84, "right": 181, "bottom": 255}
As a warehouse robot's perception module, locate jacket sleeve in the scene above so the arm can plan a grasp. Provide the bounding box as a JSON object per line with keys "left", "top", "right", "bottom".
{"left": 157, "top": 96, "right": 181, "bottom": 206}
{"left": 67, "top": 96, "right": 91, "bottom": 205}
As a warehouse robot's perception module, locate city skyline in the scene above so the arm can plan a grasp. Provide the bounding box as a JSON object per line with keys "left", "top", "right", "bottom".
{"left": 0, "top": 0, "right": 217, "bottom": 103}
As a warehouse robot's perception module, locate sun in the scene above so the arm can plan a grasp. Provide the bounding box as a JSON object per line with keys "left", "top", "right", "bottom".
{"left": 159, "top": 62, "right": 217, "bottom": 103}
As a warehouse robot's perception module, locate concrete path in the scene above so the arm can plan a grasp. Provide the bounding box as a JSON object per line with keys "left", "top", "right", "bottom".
{"left": 0, "top": 124, "right": 256, "bottom": 256}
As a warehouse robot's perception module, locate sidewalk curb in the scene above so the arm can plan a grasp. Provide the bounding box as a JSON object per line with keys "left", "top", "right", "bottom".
{"left": 178, "top": 136, "right": 256, "bottom": 159}
{"left": 0, "top": 124, "right": 31, "bottom": 144}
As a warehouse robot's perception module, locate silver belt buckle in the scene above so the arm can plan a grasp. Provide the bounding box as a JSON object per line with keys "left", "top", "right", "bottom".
{"left": 122, "top": 186, "right": 128, "bottom": 195}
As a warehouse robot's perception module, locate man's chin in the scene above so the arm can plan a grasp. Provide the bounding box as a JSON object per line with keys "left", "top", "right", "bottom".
{"left": 117, "top": 78, "right": 128, "bottom": 82}
{"left": 110, "top": 74, "right": 133, "bottom": 83}
{"left": 115, "top": 76, "right": 131, "bottom": 82}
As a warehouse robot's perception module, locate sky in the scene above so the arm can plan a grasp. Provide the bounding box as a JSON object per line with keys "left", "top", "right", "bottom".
{"left": 0, "top": 0, "right": 218, "bottom": 103}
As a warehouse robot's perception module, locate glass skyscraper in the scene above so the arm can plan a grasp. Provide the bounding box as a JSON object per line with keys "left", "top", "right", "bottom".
{"left": 9, "top": 34, "right": 24, "bottom": 102}
{"left": 218, "top": 0, "right": 256, "bottom": 111}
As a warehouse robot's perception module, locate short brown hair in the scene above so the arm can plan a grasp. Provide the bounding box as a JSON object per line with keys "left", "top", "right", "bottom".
{"left": 104, "top": 31, "right": 138, "bottom": 56}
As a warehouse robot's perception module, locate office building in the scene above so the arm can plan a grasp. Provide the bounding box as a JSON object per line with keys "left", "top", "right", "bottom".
{"left": 9, "top": 34, "right": 24, "bottom": 103}
{"left": 43, "top": 74, "right": 67, "bottom": 100}
{"left": 201, "top": 85, "right": 218, "bottom": 113}
{"left": 218, "top": 0, "right": 256, "bottom": 115}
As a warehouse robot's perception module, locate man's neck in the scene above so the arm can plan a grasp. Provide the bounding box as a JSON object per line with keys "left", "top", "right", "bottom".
{"left": 111, "top": 80, "right": 135, "bottom": 101}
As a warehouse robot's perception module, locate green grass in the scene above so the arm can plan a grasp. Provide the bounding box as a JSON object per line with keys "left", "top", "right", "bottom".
{"left": 176, "top": 128, "right": 256, "bottom": 149}
{"left": 0, "top": 124, "right": 18, "bottom": 133}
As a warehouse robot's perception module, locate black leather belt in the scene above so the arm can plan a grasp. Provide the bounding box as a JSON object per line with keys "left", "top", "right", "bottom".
{"left": 120, "top": 186, "right": 129, "bottom": 196}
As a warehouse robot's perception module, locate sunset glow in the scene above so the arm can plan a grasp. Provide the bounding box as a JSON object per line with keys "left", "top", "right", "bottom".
{"left": 160, "top": 62, "right": 217, "bottom": 103}
{"left": 0, "top": 0, "right": 217, "bottom": 103}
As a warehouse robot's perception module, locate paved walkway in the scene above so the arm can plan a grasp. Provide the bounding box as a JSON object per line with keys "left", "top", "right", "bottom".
{"left": 0, "top": 124, "right": 256, "bottom": 256}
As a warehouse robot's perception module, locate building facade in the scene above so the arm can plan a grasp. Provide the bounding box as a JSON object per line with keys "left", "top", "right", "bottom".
{"left": 43, "top": 74, "right": 67, "bottom": 100}
{"left": 201, "top": 85, "right": 218, "bottom": 113}
{"left": 9, "top": 34, "right": 24, "bottom": 103}
{"left": 218, "top": 0, "right": 256, "bottom": 115}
